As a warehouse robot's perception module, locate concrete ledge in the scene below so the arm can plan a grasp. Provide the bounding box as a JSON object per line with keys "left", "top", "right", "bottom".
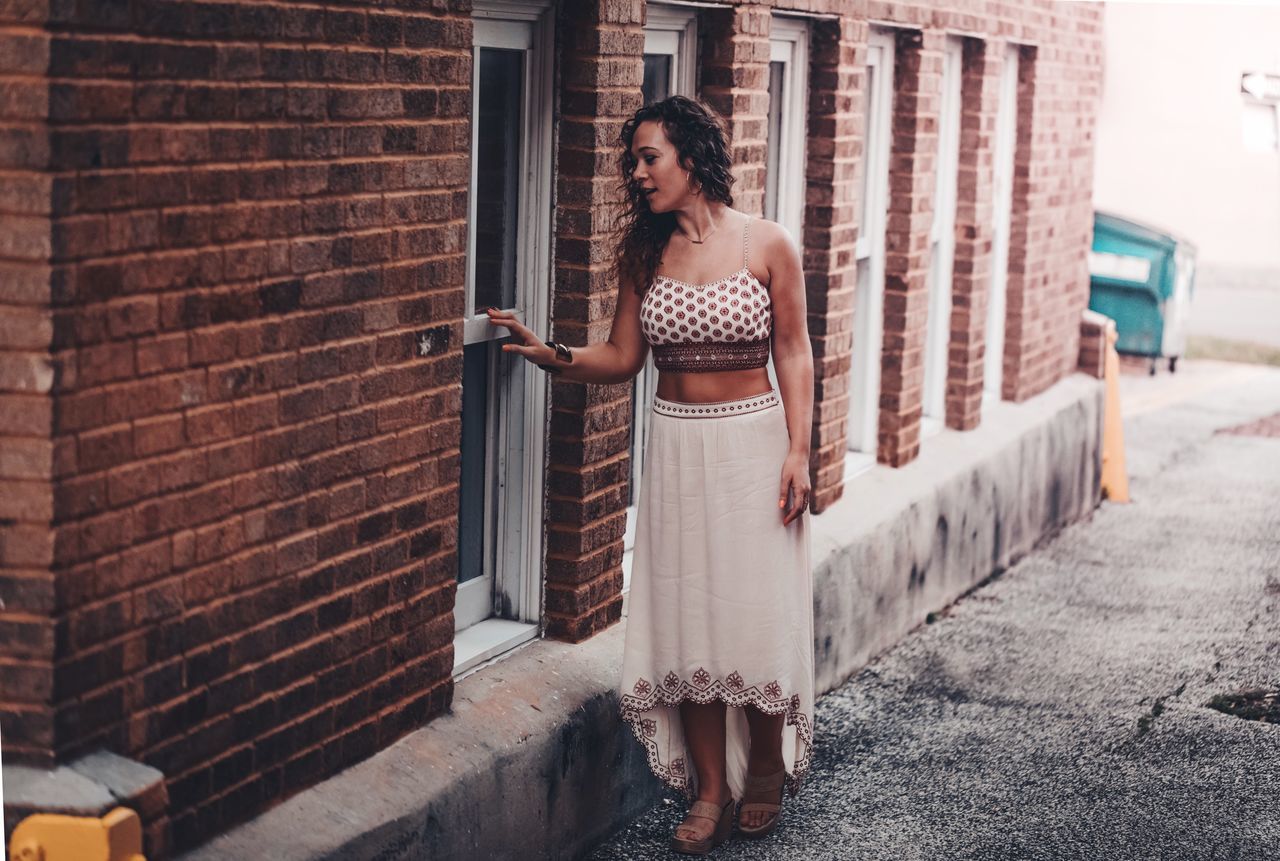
{"left": 180, "top": 374, "right": 1104, "bottom": 861}
{"left": 182, "top": 623, "right": 661, "bottom": 861}
{"left": 810, "top": 373, "right": 1103, "bottom": 693}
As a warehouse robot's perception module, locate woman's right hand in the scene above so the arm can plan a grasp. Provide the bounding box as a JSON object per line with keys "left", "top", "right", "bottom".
{"left": 485, "top": 307, "right": 556, "bottom": 367}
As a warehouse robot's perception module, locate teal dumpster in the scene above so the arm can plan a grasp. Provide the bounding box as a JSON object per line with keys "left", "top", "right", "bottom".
{"left": 1088, "top": 210, "right": 1197, "bottom": 374}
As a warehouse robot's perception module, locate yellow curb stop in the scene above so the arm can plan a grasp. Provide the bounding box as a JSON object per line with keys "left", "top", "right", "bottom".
{"left": 1101, "top": 324, "right": 1131, "bottom": 503}
{"left": 8, "top": 806, "right": 146, "bottom": 861}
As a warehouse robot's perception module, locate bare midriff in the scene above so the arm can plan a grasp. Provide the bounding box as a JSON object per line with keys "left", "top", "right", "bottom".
{"left": 654, "top": 367, "right": 774, "bottom": 404}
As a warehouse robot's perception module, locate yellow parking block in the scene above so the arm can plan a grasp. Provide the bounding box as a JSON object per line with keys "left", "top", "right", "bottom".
{"left": 8, "top": 806, "right": 145, "bottom": 861}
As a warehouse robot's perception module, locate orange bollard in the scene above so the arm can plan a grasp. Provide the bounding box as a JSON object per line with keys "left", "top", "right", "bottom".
{"left": 8, "top": 806, "right": 146, "bottom": 861}
{"left": 1100, "top": 323, "right": 1131, "bottom": 503}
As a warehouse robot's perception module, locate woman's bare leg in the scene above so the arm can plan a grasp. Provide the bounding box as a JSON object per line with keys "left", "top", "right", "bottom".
{"left": 675, "top": 701, "right": 733, "bottom": 841}
{"left": 741, "top": 705, "right": 786, "bottom": 829}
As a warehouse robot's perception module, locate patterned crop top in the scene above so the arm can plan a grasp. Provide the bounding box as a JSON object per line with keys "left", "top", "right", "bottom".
{"left": 639, "top": 218, "right": 772, "bottom": 373}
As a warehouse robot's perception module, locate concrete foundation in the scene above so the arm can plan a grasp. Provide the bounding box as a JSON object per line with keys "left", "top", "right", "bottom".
{"left": 811, "top": 375, "right": 1103, "bottom": 693}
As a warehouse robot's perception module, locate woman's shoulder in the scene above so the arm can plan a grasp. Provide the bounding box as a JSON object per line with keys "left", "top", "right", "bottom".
{"left": 741, "top": 212, "right": 797, "bottom": 253}
{"left": 741, "top": 212, "right": 800, "bottom": 274}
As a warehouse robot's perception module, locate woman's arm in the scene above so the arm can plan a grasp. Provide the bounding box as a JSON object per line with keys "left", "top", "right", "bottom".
{"left": 485, "top": 272, "right": 649, "bottom": 385}
{"left": 760, "top": 220, "right": 815, "bottom": 524}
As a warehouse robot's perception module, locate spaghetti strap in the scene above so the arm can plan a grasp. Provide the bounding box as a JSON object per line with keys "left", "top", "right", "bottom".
{"left": 742, "top": 215, "right": 751, "bottom": 270}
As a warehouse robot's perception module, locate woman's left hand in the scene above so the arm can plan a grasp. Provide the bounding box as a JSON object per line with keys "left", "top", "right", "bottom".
{"left": 778, "top": 451, "right": 811, "bottom": 526}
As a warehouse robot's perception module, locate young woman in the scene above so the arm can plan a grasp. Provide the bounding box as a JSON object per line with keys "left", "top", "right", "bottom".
{"left": 486, "top": 95, "right": 814, "bottom": 855}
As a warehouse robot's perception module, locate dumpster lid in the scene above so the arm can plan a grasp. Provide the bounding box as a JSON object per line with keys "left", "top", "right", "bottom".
{"left": 1094, "top": 209, "right": 1197, "bottom": 254}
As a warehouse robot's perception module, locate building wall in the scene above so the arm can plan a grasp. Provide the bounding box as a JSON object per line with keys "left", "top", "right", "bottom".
{"left": 0, "top": 0, "right": 1102, "bottom": 855}
{"left": 1, "top": 0, "right": 467, "bottom": 850}
{"left": 1093, "top": 2, "right": 1280, "bottom": 279}
{"left": 0, "top": 0, "right": 57, "bottom": 770}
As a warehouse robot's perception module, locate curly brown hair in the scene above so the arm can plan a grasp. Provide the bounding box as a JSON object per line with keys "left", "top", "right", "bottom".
{"left": 614, "top": 96, "right": 735, "bottom": 295}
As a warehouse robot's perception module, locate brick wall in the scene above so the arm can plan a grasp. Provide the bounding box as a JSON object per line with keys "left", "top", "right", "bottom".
{"left": 1, "top": 1, "right": 471, "bottom": 852}
{"left": 0, "top": 0, "right": 1104, "bottom": 855}
{"left": 0, "top": 2, "right": 56, "bottom": 769}
{"left": 1000, "top": 29, "right": 1101, "bottom": 403}
{"left": 813, "top": 2, "right": 1102, "bottom": 474}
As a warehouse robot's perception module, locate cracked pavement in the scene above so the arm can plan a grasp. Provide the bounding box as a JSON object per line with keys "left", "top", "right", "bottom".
{"left": 590, "top": 361, "right": 1280, "bottom": 861}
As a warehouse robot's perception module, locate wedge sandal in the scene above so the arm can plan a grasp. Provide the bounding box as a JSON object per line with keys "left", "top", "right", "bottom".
{"left": 670, "top": 797, "right": 736, "bottom": 855}
{"left": 737, "top": 768, "right": 786, "bottom": 839}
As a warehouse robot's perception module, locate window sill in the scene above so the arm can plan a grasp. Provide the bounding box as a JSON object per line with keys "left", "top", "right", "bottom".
{"left": 453, "top": 618, "right": 540, "bottom": 680}
{"left": 843, "top": 450, "right": 876, "bottom": 482}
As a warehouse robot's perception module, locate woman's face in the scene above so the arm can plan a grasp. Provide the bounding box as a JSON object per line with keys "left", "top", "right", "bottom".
{"left": 629, "top": 120, "right": 692, "bottom": 214}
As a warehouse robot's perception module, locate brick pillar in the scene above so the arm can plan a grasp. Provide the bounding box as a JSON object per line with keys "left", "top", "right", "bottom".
{"left": 0, "top": 4, "right": 56, "bottom": 769}
{"left": 804, "top": 18, "right": 864, "bottom": 513}
{"left": 1078, "top": 309, "right": 1111, "bottom": 380}
{"left": 999, "top": 44, "right": 1041, "bottom": 402}
{"left": 698, "top": 4, "right": 770, "bottom": 216}
{"left": 877, "top": 29, "right": 939, "bottom": 468}
{"left": 543, "top": 0, "right": 644, "bottom": 642}
{"left": 945, "top": 38, "right": 999, "bottom": 431}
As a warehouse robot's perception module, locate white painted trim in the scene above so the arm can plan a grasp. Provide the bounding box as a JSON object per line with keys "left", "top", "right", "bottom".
{"left": 508, "top": 0, "right": 553, "bottom": 630}
{"left": 473, "top": 0, "right": 551, "bottom": 20}
{"left": 455, "top": 576, "right": 492, "bottom": 632}
{"left": 922, "top": 37, "right": 963, "bottom": 423}
{"left": 984, "top": 43, "right": 1020, "bottom": 400}
{"left": 767, "top": 16, "right": 810, "bottom": 244}
{"left": 453, "top": 619, "right": 540, "bottom": 678}
{"left": 847, "top": 30, "right": 894, "bottom": 454}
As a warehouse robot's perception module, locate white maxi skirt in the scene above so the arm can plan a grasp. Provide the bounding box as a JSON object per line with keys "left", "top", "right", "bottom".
{"left": 619, "top": 388, "right": 815, "bottom": 801}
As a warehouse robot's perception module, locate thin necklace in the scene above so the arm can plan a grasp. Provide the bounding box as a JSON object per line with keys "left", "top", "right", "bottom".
{"left": 679, "top": 219, "right": 718, "bottom": 245}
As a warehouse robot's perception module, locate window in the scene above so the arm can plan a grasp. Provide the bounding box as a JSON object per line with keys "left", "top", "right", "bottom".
{"left": 762, "top": 17, "right": 809, "bottom": 394}
{"left": 984, "top": 44, "right": 1019, "bottom": 402}
{"left": 765, "top": 17, "right": 809, "bottom": 243}
{"left": 624, "top": 5, "right": 698, "bottom": 592}
{"left": 457, "top": 0, "right": 554, "bottom": 675}
{"left": 846, "top": 30, "right": 894, "bottom": 473}
{"left": 641, "top": 6, "right": 698, "bottom": 105}
{"left": 921, "top": 37, "right": 964, "bottom": 434}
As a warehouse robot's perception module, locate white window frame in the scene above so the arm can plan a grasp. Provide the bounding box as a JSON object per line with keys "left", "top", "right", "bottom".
{"left": 624, "top": 5, "right": 698, "bottom": 593}
{"left": 455, "top": 0, "right": 554, "bottom": 676}
{"left": 921, "top": 37, "right": 964, "bottom": 436}
{"left": 984, "top": 43, "right": 1019, "bottom": 404}
{"left": 765, "top": 17, "right": 810, "bottom": 243}
{"left": 845, "top": 29, "right": 894, "bottom": 475}
{"left": 762, "top": 16, "right": 810, "bottom": 396}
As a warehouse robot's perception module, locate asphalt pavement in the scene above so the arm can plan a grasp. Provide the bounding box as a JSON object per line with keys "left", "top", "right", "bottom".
{"left": 589, "top": 362, "right": 1280, "bottom": 861}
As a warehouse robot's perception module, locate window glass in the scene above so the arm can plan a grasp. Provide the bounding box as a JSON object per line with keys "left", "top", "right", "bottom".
{"left": 459, "top": 343, "right": 492, "bottom": 586}
{"left": 643, "top": 54, "right": 672, "bottom": 105}
{"left": 764, "top": 60, "right": 785, "bottom": 222}
{"left": 473, "top": 48, "right": 523, "bottom": 313}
